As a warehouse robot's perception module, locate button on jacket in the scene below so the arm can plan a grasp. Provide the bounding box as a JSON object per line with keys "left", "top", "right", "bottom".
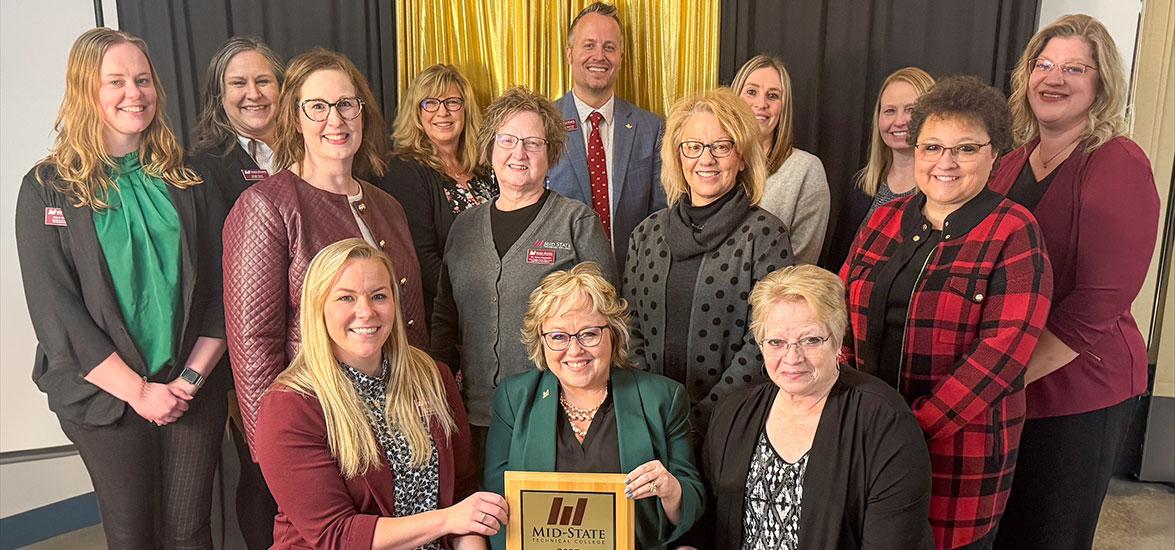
{"left": 223, "top": 169, "right": 428, "bottom": 455}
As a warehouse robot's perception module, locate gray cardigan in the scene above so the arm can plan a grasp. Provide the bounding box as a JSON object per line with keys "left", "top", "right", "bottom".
{"left": 758, "top": 148, "right": 829, "bottom": 264}
{"left": 431, "top": 192, "right": 616, "bottom": 426}
{"left": 623, "top": 207, "right": 794, "bottom": 433}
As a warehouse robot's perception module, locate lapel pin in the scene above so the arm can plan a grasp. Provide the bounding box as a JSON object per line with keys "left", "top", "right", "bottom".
{"left": 542, "top": 389, "right": 550, "bottom": 399}
{"left": 625, "top": 123, "right": 633, "bottom": 129}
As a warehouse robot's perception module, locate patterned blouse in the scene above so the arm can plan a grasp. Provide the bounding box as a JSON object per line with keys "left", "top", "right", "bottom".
{"left": 342, "top": 360, "right": 441, "bottom": 550}
{"left": 742, "top": 431, "right": 808, "bottom": 550}
{"left": 442, "top": 174, "right": 497, "bottom": 215}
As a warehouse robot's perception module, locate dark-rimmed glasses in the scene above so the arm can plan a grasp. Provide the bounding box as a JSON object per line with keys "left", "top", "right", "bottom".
{"left": 300, "top": 97, "right": 363, "bottom": 122}
{"left": 421, "top": 97, "right": 464, "bottom": 112}
{"left": 541, "top": 326, "right": 609, "bottom": 351}
{"left": 1030, "top": 57, "right": 1097, "bottom": 76}
{"left": 495, "top": 133, "right": 548, "bottom": 153}
{"left": 914, "top": 142, "right": 992, "bottom": 162}
{"left": 760, "top": 335, "right": 830, "bottom": 355}
{"left": 679, "top": 140, "right": 736, "bottom": 159}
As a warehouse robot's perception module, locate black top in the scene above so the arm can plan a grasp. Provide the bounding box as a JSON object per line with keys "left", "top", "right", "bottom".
{"left": 554, "top": 392, "right": 622, "bottom": 473}
{"left": 684, "top": 369, "right": 933, "bottom": 549}
{"left": 490, "top": 190, "right": 550, "bottom": 258}
{"left": 1006, "top": 163, "right": 1058, "bottom": 211}
{"left": 878, "top": 229, "right": 941, "bottom": 388}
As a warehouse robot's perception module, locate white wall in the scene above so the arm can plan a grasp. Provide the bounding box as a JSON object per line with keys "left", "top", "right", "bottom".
{"left": 0, "top": 0, "right": 109, "bottom": 517}
{"left": 1038, "top": 0, "right": 1143, "bottom": 79}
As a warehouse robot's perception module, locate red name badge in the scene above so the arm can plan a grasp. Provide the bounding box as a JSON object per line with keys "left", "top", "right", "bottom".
{"left": 44, "top": 207, "right": 67, "bottom": 227}
{"left": 563, "top": 118, "right": 579, "bottom": 132}
{"left": 526, "top": 249, "right": 556, "bottom": 265}
{"left": 241, "top": 169, "right": 269, "bottom": 181}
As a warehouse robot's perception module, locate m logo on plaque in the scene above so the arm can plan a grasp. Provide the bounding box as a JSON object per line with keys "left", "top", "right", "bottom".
{"left": 505, "top": 471, "right": 635, "bottom": 550}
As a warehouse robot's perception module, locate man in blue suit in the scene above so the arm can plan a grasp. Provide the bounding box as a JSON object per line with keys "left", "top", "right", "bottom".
{"left": 548, "top": 2, "right": 666, "bottom": 272}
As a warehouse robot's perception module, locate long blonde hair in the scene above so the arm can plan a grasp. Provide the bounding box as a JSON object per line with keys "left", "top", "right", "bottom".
{"left": 272, "top": 49, "right": 390, "bottom": 179}
{"left": 1009, "top": 14, "right": 1128, "bottom": 149}
{"left": 731, "top": 54, "right": 795, "bottom": 174}
{"left": 38, "top": 27, "right": 200, "bottom": 210}
{"left": 392, "top": 64, "right": 484, "bottom": 178}
{"left": 854, "top": 67, "right": 935, "bottom": 197}
{"left": 274, "top": 239, "right": 456, "bottom": 476}
{"left": 660, "top": 88, "right": 766, "bottom": 207}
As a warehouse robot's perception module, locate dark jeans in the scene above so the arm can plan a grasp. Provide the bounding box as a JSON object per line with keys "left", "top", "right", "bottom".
{"left": 59, "top": 376, "right": 228, "bottom": 550}
{"left": 993, "top": 397, "right": 1136, "bottom": 550}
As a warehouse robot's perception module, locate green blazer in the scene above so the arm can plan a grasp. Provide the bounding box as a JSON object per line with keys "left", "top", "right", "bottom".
{"left": 485, "top": 367, "right": 704, "bottom": 549}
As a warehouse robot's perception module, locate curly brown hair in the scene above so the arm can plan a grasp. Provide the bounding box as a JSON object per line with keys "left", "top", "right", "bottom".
{"left": 907, "top": 75, "right": 1012, "bottom": 155}
{"left": 478, "top": 86, "right": 567, "bottom": 168}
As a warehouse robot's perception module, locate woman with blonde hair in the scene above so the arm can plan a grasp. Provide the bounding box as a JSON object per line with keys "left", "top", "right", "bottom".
{"left": 256, "top": 239, "right": 503, "bottom": 550}
{"left": 485, "top": 262, "right": 703, "bottom": 549}
{"left": 223, "top": 49, "right": 427, "bottom": 460}
{"left": 732, "top": 55, "right": 829, "bottom": 264}
{"left": 16, "top": 27, "right": 228, "bottom": 548}
{"left": 379, "top": 64, "right": 497, "bottom": 322}
{"left": 990, "top": 14, "right": 1160, "bottom": 549}
{"left": 624, "top": 88, "right": 794, "bottom": 439}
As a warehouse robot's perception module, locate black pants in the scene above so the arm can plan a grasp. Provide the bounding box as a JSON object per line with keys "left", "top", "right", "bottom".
{"left": 229, "top": 417, "right": 277, "bottom": 550}
{"left": 59, "top": 376, "right": 229, "bottom": 550}
{"left": 470, "top": 424, "right": 489, "bottom": 488}
{"left": 993, "top": 397, "right": 1136, "bottom": 550}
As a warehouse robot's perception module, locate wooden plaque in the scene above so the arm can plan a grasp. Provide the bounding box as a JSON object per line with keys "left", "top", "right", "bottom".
{"left": 504, "top": 471, "right": 635, "bottom": 550}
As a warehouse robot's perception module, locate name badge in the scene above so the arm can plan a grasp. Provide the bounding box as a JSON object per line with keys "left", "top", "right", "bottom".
{"left": 527, "top": 249, "right": 556, "bottom": 265}
{"left": 241, "top": 169, "right": 269, "bottom": 181}
{"left": 44, "top": 207, "right": 67, "bottom": 227}
{"left": 563, "top": 118, "right": 579, "bottom": 132}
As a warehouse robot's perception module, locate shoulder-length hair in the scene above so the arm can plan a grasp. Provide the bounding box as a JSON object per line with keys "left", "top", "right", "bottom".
{"left": 854, "top": 67, "right": 935, "bottom": 197}
{"left": 520, "top": 262, "right": 630, "bottom": 370}
{"left": 1009, "top": 14, "right": 1128, "bottom": 150}
{"left": 391, "top": 64, "right": 484, "bottom": 178}
{"left": 272, "top": 49, "right": 389, "bottom": 179}
{"left": 190, "top": 37, "right": 284, "bottom": 155}
{"left": 37, "top": 27, "right": 199, "bottom": 210}
{"left": 660, "top": 87, "right": 766, "bottom": 207}
{"left": 477, "top": 86, "right": 567, "bottom": 167}
{"left": 274, "top": 239, "right": 456, "bottom": 477}
{"left": 731, "top": 54, "right": 795, "bottom": 174}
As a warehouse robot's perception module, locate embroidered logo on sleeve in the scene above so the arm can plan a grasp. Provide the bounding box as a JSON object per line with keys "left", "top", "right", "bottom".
{"left": 44, "top": 207, "right": 67, "bottom": 227}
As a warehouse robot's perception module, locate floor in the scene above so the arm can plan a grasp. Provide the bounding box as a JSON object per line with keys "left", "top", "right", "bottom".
{"left": 20, "top": 477, "right": 1175, "bottom": 549}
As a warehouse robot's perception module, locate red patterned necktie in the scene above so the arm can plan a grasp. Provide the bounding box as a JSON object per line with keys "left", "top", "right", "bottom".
{"left": 586, "top": 111, "right": 611, "bottom": 238}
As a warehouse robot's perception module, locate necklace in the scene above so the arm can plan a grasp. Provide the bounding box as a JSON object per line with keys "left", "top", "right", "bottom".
{"left": 560, "top": 389, "right": 608, "bottom": 439}
{"left": 1038, "top": 138, "right": 1080, "bottom": 169}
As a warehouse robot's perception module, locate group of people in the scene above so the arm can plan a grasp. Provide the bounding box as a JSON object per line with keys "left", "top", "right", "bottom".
{"left": 15, "top": 2, "right": 1158, "bottom": 549}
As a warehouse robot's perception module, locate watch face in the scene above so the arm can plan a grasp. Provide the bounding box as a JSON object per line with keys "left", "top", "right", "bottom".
{"left": 181, "top": 369, "right": 201, "bottom": 384}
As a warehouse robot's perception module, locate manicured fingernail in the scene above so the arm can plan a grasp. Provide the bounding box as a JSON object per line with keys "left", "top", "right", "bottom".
{"left": 624, "top": 489, "right": 632, "bottom": 498}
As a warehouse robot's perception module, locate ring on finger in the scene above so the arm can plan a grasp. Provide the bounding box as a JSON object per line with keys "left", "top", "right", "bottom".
{"left": 481, "top": 511, "right": 488, "bottom": 524}
{"left": 649, "top": 481, "right": 659, "bottom": 494}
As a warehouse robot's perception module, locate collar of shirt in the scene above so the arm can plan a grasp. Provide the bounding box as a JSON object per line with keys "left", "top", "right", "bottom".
{"left": 237, "top": 135, "right": 276, "bottom": 175}
{"left": 571, "top": 92, "right": 616, "bottom": 129}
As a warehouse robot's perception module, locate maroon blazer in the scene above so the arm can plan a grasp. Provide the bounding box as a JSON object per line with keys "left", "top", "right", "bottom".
{"left": 256, "top": 357, "right": 475, "bottom": 550}
{"left": 224, "top": 169, "right": 429, "bottom": 456}
{"left": 840, "top": 190, "right": 1053, "bottom": 548}
{"left": 989, "top": 136, "right": 1159, "bottom": 418}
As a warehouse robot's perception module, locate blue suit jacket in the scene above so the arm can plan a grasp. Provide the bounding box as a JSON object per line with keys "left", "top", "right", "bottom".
{"left": 484, "top": 368, "right": 703, "bottom": 549}
{"left": 547, "top": 93, "right": 666, "bottom": 272}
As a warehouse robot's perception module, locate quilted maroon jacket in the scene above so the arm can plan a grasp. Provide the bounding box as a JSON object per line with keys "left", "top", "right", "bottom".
{"left": 223, "top": 170, "right": 428, "bottom": 456}
{"left": 840, "top": 189, "right": 1052, "bottom": 549}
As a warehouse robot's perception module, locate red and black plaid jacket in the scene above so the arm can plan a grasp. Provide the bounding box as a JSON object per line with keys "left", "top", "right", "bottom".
{"left": 839, "top": 189, "right": 1052, "bottom": 549}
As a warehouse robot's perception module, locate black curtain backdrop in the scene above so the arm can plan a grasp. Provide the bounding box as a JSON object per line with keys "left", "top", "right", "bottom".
{"left": 117, "top": 0, "right": 397, "bottom": 151}
{"left": 719, "top": 0, "right": 1039, "bottom": 269}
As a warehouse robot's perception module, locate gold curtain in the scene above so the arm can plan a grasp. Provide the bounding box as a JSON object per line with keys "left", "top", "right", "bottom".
{"left": 395, "top": 0, "right": 720, "bottom": 117}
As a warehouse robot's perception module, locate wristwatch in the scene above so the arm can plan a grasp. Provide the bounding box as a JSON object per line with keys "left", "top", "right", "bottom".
{"left": 179, "top": 367, "right": 205, "bottom": 387}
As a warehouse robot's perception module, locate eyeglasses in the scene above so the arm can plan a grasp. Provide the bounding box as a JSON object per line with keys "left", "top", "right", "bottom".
{"left": 679, "top": 140, "right": 736, "bottom": 159}
{"left": 495, "top": 133, "right": 548, "bottom": 153}
{"left": 760, "top": 335, "right": 830, "bottom": 355}
{"left": 914, "top": 142, "right": 992, "bottom": 162}
{"left": 1030, "top": 57, "right": 1097, "bottom": 76}
{"left": 300, "top": 97, "right": 363, "bottom": 122}
{"left": 541, "top": 326, "right": 608, "bottom": 351}
{"left": 421, "top": 97, "right": 464, "bottom": 112}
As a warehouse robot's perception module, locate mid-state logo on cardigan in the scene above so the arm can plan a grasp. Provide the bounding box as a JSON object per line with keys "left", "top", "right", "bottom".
{"left": 533, "top": 239, "right": 571, "bottom": 251}
{"left": 44, "top": 207, "right": 67, "bottom": 226}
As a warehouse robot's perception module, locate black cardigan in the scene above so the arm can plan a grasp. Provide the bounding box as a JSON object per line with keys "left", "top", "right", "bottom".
{"left": 15, "top": 163, "right": 227, "bottom": 426}
{"left": 689, "top": 368, "right": 933, "bottom": 549}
